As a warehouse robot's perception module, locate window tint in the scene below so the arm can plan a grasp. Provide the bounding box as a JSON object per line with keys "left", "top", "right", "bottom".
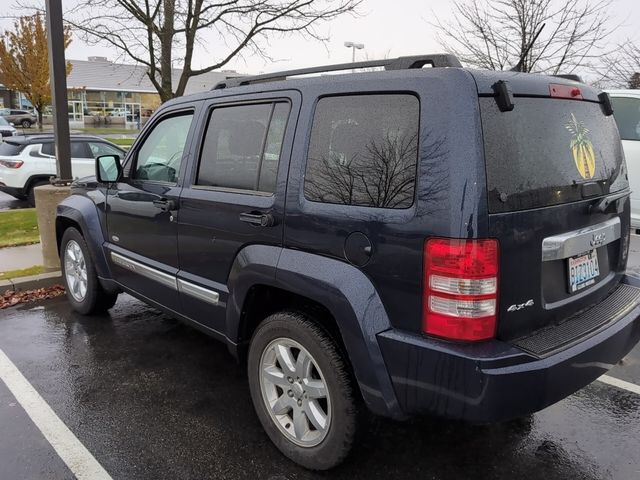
{"left": 89, "top": 142, "right": 123, "bottom": 158}
{"left": 134, "top": 113, "right": 193, "bottom": 183}
{"left": 481, "top": 97, "right": 628, "bottom": 213}
{"left": 41, "top": 143, "right": 54, "bottom": 156}
{"left": 197, "top": 102, "right": 290, "bottom": 193}
{"left": 40, "top": 142, "right": 90, "bottom": 158}
{"left": 304, "top": 94, "right": 419, "bottom": 209}
{"left": 611, "top": 96, "right": 640, "bottom": 141}
{"left": 71, "top": 142, "right": 91, "bottom": 158}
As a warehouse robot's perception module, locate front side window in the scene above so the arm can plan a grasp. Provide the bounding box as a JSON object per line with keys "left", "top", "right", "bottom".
{"left": 304, "top": 94, "right": 420, "bottom": 209}
{"left": 89, "top": 142, "right": 123, "bottom": 159}
{"left": 134, "top": 113, "right": 193, "bottom": 183}
{"left": 611, "top": 96, "right": 640, "bottom": 141}
{"left": 197, "top": 102, "right": 290, "bottom": 193}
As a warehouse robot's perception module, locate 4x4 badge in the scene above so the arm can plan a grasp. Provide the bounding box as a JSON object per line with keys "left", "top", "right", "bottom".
{"left": 566, "top": 113, "right": 596, "bottom": 180}
{"left": 507, "top": 299, "right": 534, "bottom": 312}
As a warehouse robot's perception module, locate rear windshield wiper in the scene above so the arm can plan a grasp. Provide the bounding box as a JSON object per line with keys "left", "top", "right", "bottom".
{"left": 592, "top": 189, "right": 630, "bottom": 213}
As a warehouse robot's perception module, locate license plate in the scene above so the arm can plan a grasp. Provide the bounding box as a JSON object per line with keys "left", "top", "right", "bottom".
{"left": 568, "top": 250, "right": 600, "bottom": 293}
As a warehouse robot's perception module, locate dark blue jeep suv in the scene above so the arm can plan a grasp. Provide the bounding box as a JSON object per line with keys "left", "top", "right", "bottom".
{"left": 55, "top": 54, "right": 640, "bottom": 470}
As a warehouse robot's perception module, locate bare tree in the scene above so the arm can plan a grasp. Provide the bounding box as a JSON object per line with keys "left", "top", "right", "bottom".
{"left": 432, "top": 0, "right": 615, "bottom": 74}
{"left": 18, "top": 0, "right": 360, "bottom": 103}
{"left": 597, "top": 40, "right": 640, "bottom": 88}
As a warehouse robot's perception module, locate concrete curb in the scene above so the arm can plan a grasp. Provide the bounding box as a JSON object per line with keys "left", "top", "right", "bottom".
{"left": 0, "top": 271, "right": 63, "bottom": 293}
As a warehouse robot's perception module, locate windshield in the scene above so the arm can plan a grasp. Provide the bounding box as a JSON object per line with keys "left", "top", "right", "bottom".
{"left": 481, "top": 97, "right": 628, "bottom": 213}
{"left": 0, "top": 117, "right": 10, "bottom": 126}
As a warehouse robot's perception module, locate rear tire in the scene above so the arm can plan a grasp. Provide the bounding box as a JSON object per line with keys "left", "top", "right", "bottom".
{"left": 21, "top": 119, "right": 31, "bottom": 128}
{"left": 60, "top": 227, "right": 118, "bottom": 315}
{"left": 248, "top": 311, "right": 360, "bottom": 470}
{"left": 26, "top": 180, "right": 48, "bottom": 207}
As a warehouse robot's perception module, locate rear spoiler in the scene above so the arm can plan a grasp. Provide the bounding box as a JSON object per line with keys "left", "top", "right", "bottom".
{"left": 489, "top": 79, "right": 614, "bottom": 116}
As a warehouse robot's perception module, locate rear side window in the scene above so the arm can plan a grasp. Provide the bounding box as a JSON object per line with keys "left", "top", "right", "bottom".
{"left": 0, "top": 142, "right": 24, "bottom": 156}
{"left": 39, "top": 142, "right": 91, "bottom": 158}
{"left": 304, "top": 94, "right": 419, "bottom": 209}
{"left": 481, "top": 97, "right": 628, "bottom": 213}
{"left": 41, "top": 142, "right": 54, "bottom": 156}
{"left": 610, "top": 96, "right": 640, "bottom": 141}
{"left": 71, "top": 142, "right": 91, "bottom": 158}
{"left": 197, "top": 102, "right": 290, "bottom": 193}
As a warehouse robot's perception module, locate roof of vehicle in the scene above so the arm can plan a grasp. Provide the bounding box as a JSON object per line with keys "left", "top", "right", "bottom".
{"left": 161, "top": 53, "right": 604, "bottom": 109}
{"left": 3, "top": 134, "right": 126, "bottom": 150}
{"left": 6, "top": 134, "right": 112, "bottom": 144}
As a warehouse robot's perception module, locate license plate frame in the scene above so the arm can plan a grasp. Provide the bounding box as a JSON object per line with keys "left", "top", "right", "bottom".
{"left": 568, "top": 249, "right": 600, "bottom": 293}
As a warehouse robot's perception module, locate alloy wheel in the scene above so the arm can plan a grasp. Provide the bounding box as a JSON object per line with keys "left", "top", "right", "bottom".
{"left": 259, "top": 337, "right": 331, "bottom": 447}
{"left": 64, "top": 240, "right": 88, "bottom": 302}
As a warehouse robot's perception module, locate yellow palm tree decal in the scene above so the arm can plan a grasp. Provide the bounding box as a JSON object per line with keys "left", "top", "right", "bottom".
{"left": 565, "top": 113, "right": 596, "bottom": 180}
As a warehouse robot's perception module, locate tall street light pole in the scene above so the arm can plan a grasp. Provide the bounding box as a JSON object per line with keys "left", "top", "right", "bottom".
{"left": 45, "top": 0, "right": 72, "bottom": 182}
{"left": 344, "top": 41, "right": 364, "bottom": 63}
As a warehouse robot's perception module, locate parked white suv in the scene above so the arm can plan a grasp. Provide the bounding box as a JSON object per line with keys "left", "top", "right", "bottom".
{"left": 0, "top": 135, "right": 125, "bottom": 205}
{"left": 608, "top": 90, "right": 640, "bottom": 230}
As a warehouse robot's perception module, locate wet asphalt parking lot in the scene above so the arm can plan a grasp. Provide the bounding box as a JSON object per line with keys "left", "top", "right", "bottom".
{"left": 2, "top": 241, "right": 640, "bottom": 479}
{"left": 0, "top": 191, "right": 29, "bottom": 211}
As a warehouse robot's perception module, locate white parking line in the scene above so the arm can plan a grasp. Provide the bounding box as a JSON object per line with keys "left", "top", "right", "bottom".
{"left": 599, "top": 374, "right": 640, "bottom": 396}
{"left": 0, "top": 348, "right": 112, "bottom": 480}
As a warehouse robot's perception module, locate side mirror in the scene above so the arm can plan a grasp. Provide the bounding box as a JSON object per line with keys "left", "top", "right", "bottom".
{"left": 96, "top": 154, "right": 122, "bottom": 183}
{"left": 9, "top": 122, "right": 14, "bottom": 127}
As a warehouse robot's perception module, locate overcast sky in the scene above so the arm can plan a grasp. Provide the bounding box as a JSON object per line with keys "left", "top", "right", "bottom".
{"left": 1, "top": 0, "right": 638, "bottom": 75}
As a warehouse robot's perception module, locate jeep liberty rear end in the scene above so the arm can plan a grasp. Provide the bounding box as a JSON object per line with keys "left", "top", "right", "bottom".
{"left": 380, "top": 70, "right": 640, "bottom": 422}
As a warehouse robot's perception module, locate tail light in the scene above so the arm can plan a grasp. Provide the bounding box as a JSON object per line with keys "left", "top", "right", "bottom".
{"left": 423, "top": 238, "right": 499, "bottom": 341}
{"left": 0, "top": 158, "right": 23, "bottom": 168}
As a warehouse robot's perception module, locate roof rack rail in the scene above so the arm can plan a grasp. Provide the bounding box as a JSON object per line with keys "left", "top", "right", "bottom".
{"left": 213, "top": 54, "right": 461, "bottom": 89}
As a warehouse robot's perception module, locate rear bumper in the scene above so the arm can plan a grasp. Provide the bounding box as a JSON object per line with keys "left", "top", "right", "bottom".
{"left": 377, "top": 275, "right": 640, "bottom": 423}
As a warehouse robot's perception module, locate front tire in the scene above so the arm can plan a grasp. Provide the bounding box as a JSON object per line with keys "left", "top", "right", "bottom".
{"left": 248, "top": 311, "right": 360, "bottom": 470}
{"left": 60, "top": 227, "right": 118, "bottom": 315}
{"left": 21, "top": 119, "right": 31, "bottom": 128}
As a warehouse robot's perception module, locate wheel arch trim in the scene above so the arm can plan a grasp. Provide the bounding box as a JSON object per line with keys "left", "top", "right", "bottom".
{"left": 226, "top": 244, "right": 404, "bottom": 419}
{"left": 56, "top": 194, "right": 112, "bottom": 281}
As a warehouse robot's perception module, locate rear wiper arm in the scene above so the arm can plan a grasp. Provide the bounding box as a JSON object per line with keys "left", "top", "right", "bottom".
{"left": 592, "top": 190, "right": 630, "bottom": 213}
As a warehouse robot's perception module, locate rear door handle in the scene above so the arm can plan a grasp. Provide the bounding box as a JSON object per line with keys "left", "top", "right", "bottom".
{"left": 153, "top": 198, "right": 177, "bottom": 212}
{"left": 239, "top": 212, "right": 275, "bottom": 227}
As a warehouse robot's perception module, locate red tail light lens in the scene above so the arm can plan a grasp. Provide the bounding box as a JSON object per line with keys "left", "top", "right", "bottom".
{"left": 0, "top": 159, "right": 23, "bottom": 168}
{"left": 423, "top": 238, "right": 499, "bottom": 341}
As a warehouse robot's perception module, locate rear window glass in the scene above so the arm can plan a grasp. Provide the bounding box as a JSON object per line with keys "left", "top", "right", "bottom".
{"left": 481, "top": 98, "right": 628, "bottom": 213}
{"left": 0, "top": 142, "right": 24, "bottom": 156}
{"left": 304, "top": 94, "right": 419, "bottom": 209}
{"left": 610, "top": 96, "right": 640, "bottom": 141}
